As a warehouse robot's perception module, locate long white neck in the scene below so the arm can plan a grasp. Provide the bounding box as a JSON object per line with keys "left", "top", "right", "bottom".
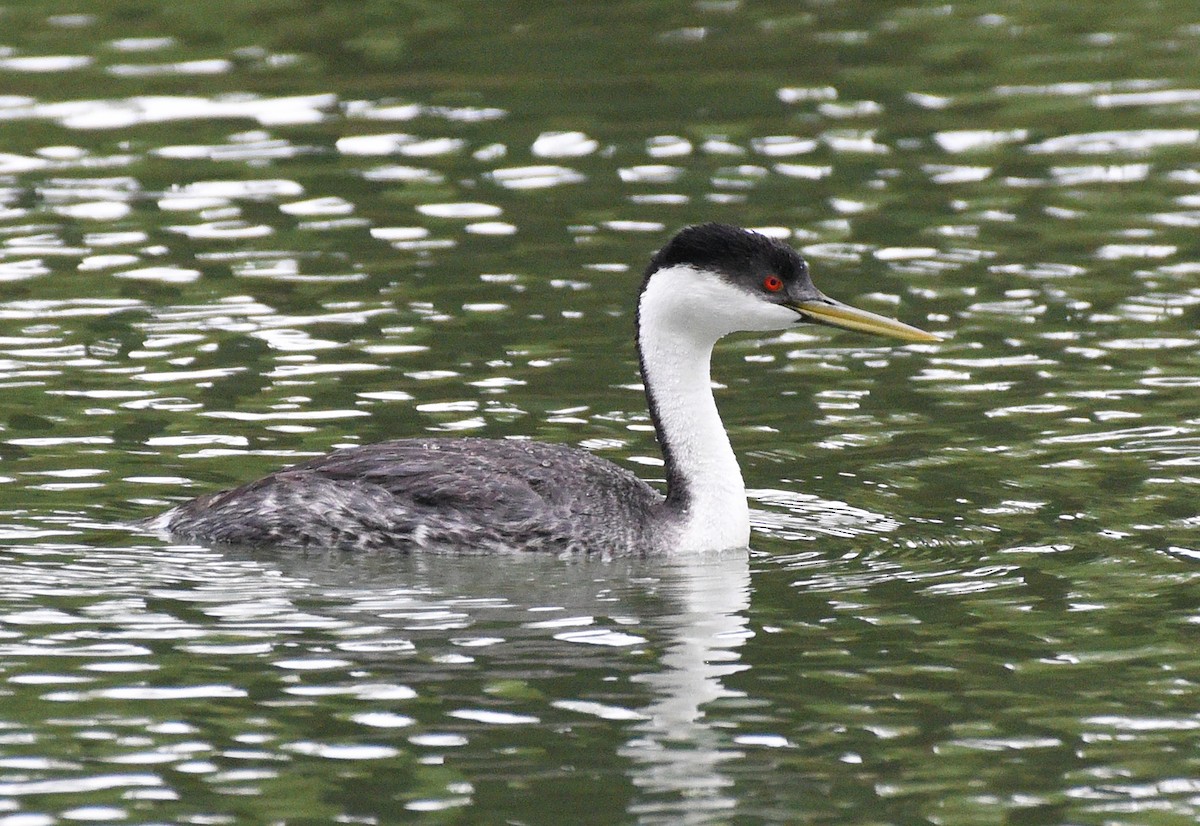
{"left": 637, "top": 267, "right": 753, "bottom": 551}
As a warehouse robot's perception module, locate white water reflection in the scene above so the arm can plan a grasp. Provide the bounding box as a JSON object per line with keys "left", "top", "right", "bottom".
{"left": 0, "top": 93, "right": 336, "bottom": 129}
{"left": 490, "top": 165, "right": 586, "bottom": 189}
{"left": 532, "top": 130, "right": 599, "bottom": 158}
{"left": 622, "top": 550, "right": 754, "bottom": 824}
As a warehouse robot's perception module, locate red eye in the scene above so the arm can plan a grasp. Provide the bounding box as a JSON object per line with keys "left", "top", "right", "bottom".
{"left": 763, "top": 275, "right": 783, "bottom": 292}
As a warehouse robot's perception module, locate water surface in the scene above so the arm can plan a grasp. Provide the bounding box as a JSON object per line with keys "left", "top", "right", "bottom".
{"left": 1, "top": 1, "right": 1199, "bottom": 823}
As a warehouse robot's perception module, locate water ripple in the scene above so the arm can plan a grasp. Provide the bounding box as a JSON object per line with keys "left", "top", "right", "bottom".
{"left": 0, "top": 4, "right": 1197, "bottom": 823}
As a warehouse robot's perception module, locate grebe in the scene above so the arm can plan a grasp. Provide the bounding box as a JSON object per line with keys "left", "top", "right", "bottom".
{"left": 153, "top": 224, "right": 939, "bottom": 554}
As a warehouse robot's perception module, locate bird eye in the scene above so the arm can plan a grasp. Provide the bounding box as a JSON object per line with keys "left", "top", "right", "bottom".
{"left": 763, "top": 275, "right": 783, "bottom": 292}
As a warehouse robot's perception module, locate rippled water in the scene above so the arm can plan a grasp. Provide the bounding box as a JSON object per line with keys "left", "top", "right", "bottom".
{"left": 1, "top": 1, "right": 1199, "bottom": 823}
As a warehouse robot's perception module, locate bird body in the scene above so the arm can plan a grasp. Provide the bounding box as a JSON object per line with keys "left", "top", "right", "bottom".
{"left": 153, "top": 224, "right": 938, "bottom": 554}
{"left": 156, "top": 437, "right": 667, "bottom": 553}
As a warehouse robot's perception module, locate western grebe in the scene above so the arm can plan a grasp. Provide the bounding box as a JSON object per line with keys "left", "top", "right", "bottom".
{"left": 153, "top": 223, "right": 939, "bottom": 554}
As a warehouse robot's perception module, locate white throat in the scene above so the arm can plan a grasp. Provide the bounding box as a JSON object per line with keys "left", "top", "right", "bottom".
{"left": 637, "top": 265, "right": 799, "bottom": 552}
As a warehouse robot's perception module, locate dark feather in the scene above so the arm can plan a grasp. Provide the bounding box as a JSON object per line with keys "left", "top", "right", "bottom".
{"left": 162, "top": 437, "right": 668, "bottom": 554}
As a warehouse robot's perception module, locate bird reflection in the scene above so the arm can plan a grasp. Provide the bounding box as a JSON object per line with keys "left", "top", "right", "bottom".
{"left": 149, "top": 542, "right": 757, "bottom": 821}
{"left": 619, "top": 550, "right": 752, "bottom": 822}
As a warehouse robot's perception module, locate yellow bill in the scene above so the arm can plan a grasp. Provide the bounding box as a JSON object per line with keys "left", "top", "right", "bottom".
{"left": 787, "top": 298, "right": 942, "bottom": 343}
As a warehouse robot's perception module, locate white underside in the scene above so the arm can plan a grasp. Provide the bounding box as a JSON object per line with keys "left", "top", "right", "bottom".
{"left": 638, "top": 265, "right": 800, "bottom": 552}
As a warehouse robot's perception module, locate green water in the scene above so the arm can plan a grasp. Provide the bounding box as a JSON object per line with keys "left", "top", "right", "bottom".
{"left": 1, "top": 0, "right": 1199, "bottom": 823}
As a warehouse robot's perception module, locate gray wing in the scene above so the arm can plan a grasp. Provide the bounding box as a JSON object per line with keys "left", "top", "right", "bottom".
{"left": 162, "top": 437, "right": 664, "bottom": 553}
{"left": 297, "top": 439, "right": 553, "bottom": 519}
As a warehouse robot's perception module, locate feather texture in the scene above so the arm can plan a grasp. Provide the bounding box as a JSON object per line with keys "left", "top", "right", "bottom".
{"left": 161, "top": 437, "right": 669, "bottom": 554}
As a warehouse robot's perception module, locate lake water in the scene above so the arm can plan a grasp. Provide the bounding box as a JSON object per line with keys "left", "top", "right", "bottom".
{"left": 1, "top": 0, "right": 1199, "bottom": 823}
